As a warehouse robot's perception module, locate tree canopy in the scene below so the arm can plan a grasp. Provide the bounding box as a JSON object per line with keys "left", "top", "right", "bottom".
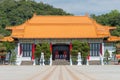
{"left": 0, "top": 0, "right": 72, "bottom": 36}
{"left": 91, "top": 10, "right": 120, "bottom": 36}
{"left": 71, "top": 40, "right": 90, "bottom": 58}
{"left": 0, "top": 35, "right": 7, "bottom": 56}
{"left": 35, "top": 42, "right": 51, "bottom": 60}
{"left": 104, "top": 49, "right": 110, "bottom": 64}
{"left": 71, "top": 40, "right": 90, "bottom": 64}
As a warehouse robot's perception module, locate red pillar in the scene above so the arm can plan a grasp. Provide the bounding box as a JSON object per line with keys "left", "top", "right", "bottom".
{"left": 69, "top": 43, "right": 72, "bottom": 51}
{"left": 50, "top": 43, "right": 52, "bottom": 53}
{"left": 87, "top": 43, "right": 90, "bottom": 60}
{"left": 32, "top": 44, "right": 35, "bottom": 60}
{"left": 100, "top": 43, "right": 102, "bottom": 55}
{"left": 20, "top": 44, "right": 22, "bottom": 55}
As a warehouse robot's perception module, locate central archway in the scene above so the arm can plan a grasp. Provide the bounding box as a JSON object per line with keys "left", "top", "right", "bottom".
{"left": 52, "top": 44, "right": 70, "bottom": 60}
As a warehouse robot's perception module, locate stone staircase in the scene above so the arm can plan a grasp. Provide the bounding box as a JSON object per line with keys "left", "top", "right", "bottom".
{"left": 52, "top": 59, "right": 70, "bottom": 65}
{"left": 89, "top": 60, "right": 100, "bottom": 65}
{"left": 89, "top": 60, "right": 119, "bottom": 65}
{"left": 21, "top": 61, "right": 33, "bottom": 65}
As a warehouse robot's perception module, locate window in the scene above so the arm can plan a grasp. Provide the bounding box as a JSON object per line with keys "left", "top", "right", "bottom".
{"left": 90, "top": 43, "right": 100, "bottom": 57}
{"left": 21, "top": 43, "right": 32, "bottom": 57}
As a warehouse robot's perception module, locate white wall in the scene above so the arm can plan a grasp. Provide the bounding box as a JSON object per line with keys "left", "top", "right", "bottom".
{"left": 89, "top": 42, "right": 116, "bottom": 61}
{"left": 104, "top": 43, "right": 116, "bottom": 58}
{"left": 90, "top": 57, "right": 100, "bottom": 60}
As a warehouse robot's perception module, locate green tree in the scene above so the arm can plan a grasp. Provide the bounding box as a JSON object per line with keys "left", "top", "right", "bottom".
{"left": 0, "top": 35, "right": 7, "bottom": 56}
{"left": 91, "top": 10, "right": 120, "bottom": 36}
{"left": 2, "top": 41, "right": 15, "bottom": 64}
{"left": 104, "top": 49, "right": 110, "bottom": 64}
{"left": 10, "top": 50, "right": 16, "bottom": 65}
{"left": 0, "top": 0, "right": 72, "bottom": 36}
{"left": 0, "top": 42, "right": 6, "bottom": 64}
{"left": 40, "top": 42, "right": 51, "bottom": 60}
{"left": 0, "top": 43, "right": 7, "bottom": 56}
{"left": 34, "top": 42, "right": 51, "bottom": 65}
{"left": 71, "top": 40, "right": 90, "bottom": 64}
{"left": 3, "top": 41, "right": 15, "bottom": 53}
{"left": 0, "top": 35, "right": 7, "bottom": 64}
{"left": 34, "top": 44, "right": 41, "bottom": 64}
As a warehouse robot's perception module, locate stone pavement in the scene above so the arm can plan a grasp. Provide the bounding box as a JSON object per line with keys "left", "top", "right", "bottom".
{"left": 0, "top": 65, "right": 120, "bottom": 80}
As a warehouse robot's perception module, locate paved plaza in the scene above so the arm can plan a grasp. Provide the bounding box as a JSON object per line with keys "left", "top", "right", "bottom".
{"left": 0, "top": 65, "right": 120, "bottom": 80}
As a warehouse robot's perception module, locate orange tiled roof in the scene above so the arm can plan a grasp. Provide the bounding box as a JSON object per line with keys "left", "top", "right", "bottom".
{"left": 6, "top": 14, "right": 117, "bottom": 39}
{"left": 23, "top": 24, "right": 99, "bottom": 38}
{"left": 0, "top": 36, "right": 14, "bottom": 42}
{"left": 108, "top": 36, "right": 120, "bottom": 42}
{"left": 6, "top": 22, "right": 26, "bottom": 30}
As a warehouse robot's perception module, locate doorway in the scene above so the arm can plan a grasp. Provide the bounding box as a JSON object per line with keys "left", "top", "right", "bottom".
{"left": 52, "top": 44, "right": 70, "bottom": 60}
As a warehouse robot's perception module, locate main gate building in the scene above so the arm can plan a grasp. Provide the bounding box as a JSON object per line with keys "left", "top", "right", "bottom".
{"left": 4, "top": 14, "right": 120, "bottom": 65}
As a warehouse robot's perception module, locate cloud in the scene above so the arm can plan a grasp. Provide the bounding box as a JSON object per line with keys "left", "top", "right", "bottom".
{"left": 35, "top": 0, "right": 120, "bottom": 15}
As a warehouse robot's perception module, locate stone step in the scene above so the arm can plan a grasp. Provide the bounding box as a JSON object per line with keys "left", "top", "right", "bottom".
{"left": 52, "top": 59, "right": 69, "bottom": 65}
{"left": 21, "top": 61, "right": 33, "bottom": 65}
{"left": 89, "top": 60, "right": 100, "bottom": 65}
{"left": 89, "top": 60, "right": 119, "bottom": 65}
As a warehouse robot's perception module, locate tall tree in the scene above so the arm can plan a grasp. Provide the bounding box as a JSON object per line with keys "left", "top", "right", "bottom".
{"left": 34, "top": 42, "right": 51, "bottom": 65}
{"left": 40, "top": 42, "right": 51, "bottom": 60}
{"left": 104, "top": 49, "right": 110, "bottom": 64}
{"left": 9, "top": 50, "right": 16, "bottom": 65}
{"left": 71, "top": 40, "right": 90, "bottom": 64}
{"left": 34, "top": 44, "right": 41, "bottom": 64}
{"left": 0, "top": 35, "right": 7, "bottom": 56}
{"left": 3, "top": 41, "right": 15, "bottom": 53}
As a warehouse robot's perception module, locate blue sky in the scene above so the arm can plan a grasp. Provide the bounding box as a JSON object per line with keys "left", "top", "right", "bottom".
{"left": 35, "top": 0, "right": 120, "bottom": 15}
